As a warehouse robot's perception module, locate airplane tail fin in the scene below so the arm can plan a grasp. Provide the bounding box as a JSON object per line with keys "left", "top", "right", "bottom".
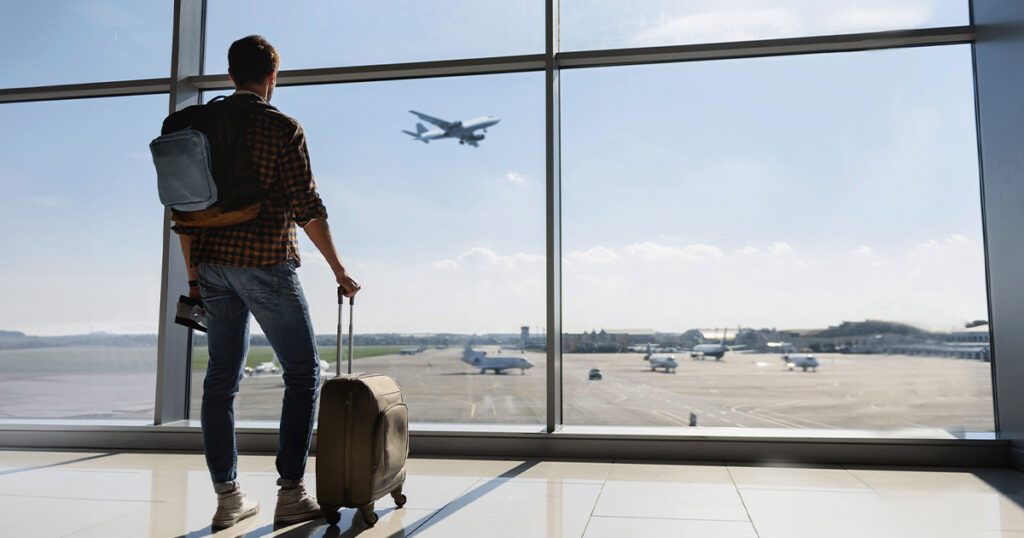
{"left": 416, "top": 122, "right": 428, "bottom": 135}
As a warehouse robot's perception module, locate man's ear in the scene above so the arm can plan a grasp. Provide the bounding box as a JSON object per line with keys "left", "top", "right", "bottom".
{"left": 268, "top": 70, "right": 277, "bottom": 85}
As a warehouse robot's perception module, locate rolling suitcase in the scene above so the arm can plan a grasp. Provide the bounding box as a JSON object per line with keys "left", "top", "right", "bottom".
{"left": 317, "top": 288, "right": 409, "bottom": 527}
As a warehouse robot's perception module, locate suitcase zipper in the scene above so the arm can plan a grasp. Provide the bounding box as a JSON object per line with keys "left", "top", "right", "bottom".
{"left": 344, "top": 392, "right": 353, "bottom": 501}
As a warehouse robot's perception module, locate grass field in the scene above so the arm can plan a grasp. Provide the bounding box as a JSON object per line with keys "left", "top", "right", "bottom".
{"left": 190, "top": 345, "right": 405, "bottom": 370}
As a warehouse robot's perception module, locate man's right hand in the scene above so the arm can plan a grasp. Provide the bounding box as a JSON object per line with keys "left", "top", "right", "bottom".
{"left": 337, "top": 270, "right": 361, "bottom": 298}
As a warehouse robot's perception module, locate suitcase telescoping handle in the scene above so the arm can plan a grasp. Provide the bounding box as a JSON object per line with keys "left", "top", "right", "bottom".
{"left": 336, "top": 286, "right": 356, "bottom": 377}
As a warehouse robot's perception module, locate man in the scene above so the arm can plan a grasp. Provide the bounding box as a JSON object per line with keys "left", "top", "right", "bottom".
{"left": 174, "top": 35, "right": 359, "bottom": 528}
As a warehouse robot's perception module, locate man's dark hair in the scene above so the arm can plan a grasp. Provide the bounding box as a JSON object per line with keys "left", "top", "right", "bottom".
{"left": 228, "top": 35, "right": 280, "bottom": 86}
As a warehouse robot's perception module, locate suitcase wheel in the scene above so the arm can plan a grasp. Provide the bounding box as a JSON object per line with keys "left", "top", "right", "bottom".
{"left": 322, "top": 505, "right": 341, "bottom": 526}
{"left": 392, "top": 491, "right": 407, "bottom": 508}
{"left": 359, "top": 504, "right": 378, "bottom": 527}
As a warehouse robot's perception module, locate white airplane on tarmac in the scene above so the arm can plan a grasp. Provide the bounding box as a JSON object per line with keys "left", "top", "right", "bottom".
{"left": 689, "top": 329, "right": 745, "bottom": 360}
{"left": 246, "top": 354, "right": 331, "bottom": 376}
{"left": 461, "top": 344, "right": 534, "bottom": 374}
{"left": 402, "top": 110, "right": 500, "bottom": 147}
{"left": 782, "top": 353, "right": 820, "bottom": 372}
{"left": 643, "top": 344, "right": 679, "bottom": 373}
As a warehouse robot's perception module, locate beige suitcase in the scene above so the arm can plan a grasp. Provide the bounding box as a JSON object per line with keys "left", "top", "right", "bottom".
{"left": 317, "top": 293, "right": 409, "bottom": 527}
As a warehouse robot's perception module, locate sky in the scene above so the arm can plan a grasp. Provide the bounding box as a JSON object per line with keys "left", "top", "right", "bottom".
{"left": 0, "top": 0, "right": 985, "bottom": 336}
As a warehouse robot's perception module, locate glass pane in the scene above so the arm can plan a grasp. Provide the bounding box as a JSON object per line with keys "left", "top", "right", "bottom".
{"left": 187, "top": 73, "right": 545, "bottom": 426}
{"left": 0, "top": 1, "right": 173, "bottom": 88}
{"left": 0, "top": 95, "right": 167, "bottom": 422}
{"left": 205, "top": 0, "right": 543, "bottom": 74}
{"left": 561, "top": 44, "right": 992, "bottom": 434}
{"left": 561, "top": 0, "right": 969, "bottom": 52}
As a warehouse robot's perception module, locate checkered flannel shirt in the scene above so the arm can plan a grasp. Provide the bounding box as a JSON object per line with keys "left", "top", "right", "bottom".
{"left": 172, "top": 92, "right": 327, "bottom": 268}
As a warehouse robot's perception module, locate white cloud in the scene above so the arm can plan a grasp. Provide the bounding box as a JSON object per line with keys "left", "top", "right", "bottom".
{"left": 625, "top": 242, "right": 684, "bottom": 261}
{"left": 829, "top": 6, "right": 932, "bottom": 33}
{"left": 631, "top": 8, "right": 800, "bottom": 46}
{"left": 568, "top": 246, "right": 620, "bottom": 264}
{"left": 505, "top": 170, "right": 528, "bottom": 184}
{"left": 432, "top": 247, "right": 545, "bottom": 271}
{"left": 852, "top": 246, "right": 874, "bottom": 256}
{"left": 625, "top": 241, "right": 724, "bottom": 262}
{"left": 768, "top": 242, "right": 793, "bottom": 255}
{"left": 735, "top": 246, "right": 761, "bottom": 256}
{"left": 432, "top": 260, "right": 460, "bottom": 271}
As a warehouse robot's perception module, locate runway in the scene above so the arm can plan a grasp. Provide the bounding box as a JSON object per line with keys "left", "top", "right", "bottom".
{"left": 196, "top": 347, "right": 995, "bottom": 432}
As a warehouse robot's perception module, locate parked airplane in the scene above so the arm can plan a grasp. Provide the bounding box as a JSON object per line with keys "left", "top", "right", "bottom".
{"left": 402, "top": 110, "right": 500, "bottom": 147}
{"left": 689, "top": 329, "right": 744, "bottom": 361}
{"left": 643, "top": 344, "right": 678, "bottom": 373}
{"left": 246, "top": 355, "right": 331, "bottom": 376}
{"left": 398, "top": 346, "right": 426, "bottom": 355}
{"left": 782, "top": 353, "right": 819, "bottom": 372}
{"left": 461, "top": 344, "right": 534, "bottom": 374}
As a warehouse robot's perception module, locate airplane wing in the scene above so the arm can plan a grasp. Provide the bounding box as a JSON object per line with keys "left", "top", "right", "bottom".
{"left": 409, "top": 110, "right": 453, "bottom": 130}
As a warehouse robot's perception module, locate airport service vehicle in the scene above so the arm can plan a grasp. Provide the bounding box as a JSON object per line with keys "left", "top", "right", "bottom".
{"left": 402, "top": 110, "right": 500, "bottom": 147}
{"left": 783, "top": 353, "right": 820, "bottom": 372}
{"left": 643, "top": 344, "right": 678, "bottom": 373}
{"left": 318, "top": 290, "right": 409, "bottom": 528}
{"left": 588, "top": 368, "right": 603, "bottom": 380}
{"left": 461, "top": 344, "right": 534, "bottom": 374}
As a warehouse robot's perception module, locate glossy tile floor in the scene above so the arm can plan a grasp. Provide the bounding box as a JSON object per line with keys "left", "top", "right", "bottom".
{"left": 3, "top": 450, "right": 1024, "bottom": 537}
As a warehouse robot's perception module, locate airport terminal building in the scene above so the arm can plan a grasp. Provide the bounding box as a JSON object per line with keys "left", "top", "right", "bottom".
{"left": 6, "top": 2, "right": 1024, "bottom": 536}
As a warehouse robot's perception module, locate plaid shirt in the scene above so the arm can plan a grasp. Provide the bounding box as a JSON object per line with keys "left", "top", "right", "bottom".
{"left": 173, "top": 92, "right": 327, "bottom": 268}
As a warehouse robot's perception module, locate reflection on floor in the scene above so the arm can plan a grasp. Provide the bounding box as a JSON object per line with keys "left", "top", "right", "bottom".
{"left": 3, "top": 450, "right": 1024, "bottom": 537}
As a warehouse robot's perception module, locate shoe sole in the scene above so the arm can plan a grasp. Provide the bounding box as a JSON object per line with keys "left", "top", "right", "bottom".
{"left": 274, "top": 509, "right": 323, "bottom": 526}
{"left": 212, "top": 505, "right": 259, "bottom": 529}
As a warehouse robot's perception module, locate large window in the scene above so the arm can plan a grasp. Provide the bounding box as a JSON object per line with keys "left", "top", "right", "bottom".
{"left": 0, "top": 95, "right": 167, "bottom": 421}
{"left": 0, "top": 3, "right": 994, "bottom": 439}
{"left": 205, "top": 0, "right": 544, "bottom": 73}
{"left": 561, "top": 44, "right": 992, "bottom": 432}
{"left": 0, "top": 0, "right": 172, "bottom": 88}
{"left": 188, "top": 74, "right": 547, "bottom": 425}
{"left": 560, "top": 0, "right": 969, "bottom": 52}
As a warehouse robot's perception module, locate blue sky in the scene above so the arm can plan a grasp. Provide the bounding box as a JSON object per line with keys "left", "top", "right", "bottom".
{"left": 0, "top": 1, "right": 984, "bottom": 335}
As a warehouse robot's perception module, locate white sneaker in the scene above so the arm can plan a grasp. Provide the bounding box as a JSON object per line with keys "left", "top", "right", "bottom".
{"left": 274, "top": 482, "right": 322, "bottom": 525}
{"left": 212, "top": 489, "right": 259, "bottom": 529}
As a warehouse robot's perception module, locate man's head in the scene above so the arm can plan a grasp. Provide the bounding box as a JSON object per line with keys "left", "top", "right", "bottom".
{"left": 228, "top": 35, "right": 279, "bottom": 100}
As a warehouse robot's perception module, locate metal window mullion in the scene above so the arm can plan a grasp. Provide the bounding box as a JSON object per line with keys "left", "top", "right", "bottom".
{"left": 0, "top": 78, "right": 171, "bottom": 104}
{"left": 556, "top": 25, "right": 975, "bottom": 69}
{"left": 154, "top": 0, "right": 206, "bottom": 426}
{"left": 545, "top": 0, "right": 563, "bottom": 433}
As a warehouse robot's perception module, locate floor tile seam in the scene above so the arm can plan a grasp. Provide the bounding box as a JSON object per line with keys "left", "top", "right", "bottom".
{"left": 56, "top": 501, "right": 155, "bottom": 538}
{"left": 734, "top": 485, "right": 877, "bottom": 494}
{"left": 0, "top": 452, "right": 120, "bottom": 476}
{"left": 0, "top": 492, "right": 164, "bottom": 503}
{"left": 841, "top": 463, "right": 882, "bottom": 494}
{"left": 578, "top": 478, "right": 607, "bottom": 538}
{"left": 587, "top": 514, "right": 754, "bottom": 523}
{"left": 406, "top": 474, "right": 492, "bottom": 536}
{"left": 726, "top": 464, "right": 761, "bottom": 538}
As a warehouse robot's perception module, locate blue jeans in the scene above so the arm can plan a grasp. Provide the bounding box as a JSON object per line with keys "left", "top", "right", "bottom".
{"left": 198, "top": 261, "right": 321, "bottom": 493}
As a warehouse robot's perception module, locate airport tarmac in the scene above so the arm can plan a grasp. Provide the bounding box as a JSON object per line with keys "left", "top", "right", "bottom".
{"left": 0, "top": 346, "right": 994, "bottom": 432}
{"left": 188, "top": 346, "right": 995, "bottom": 432}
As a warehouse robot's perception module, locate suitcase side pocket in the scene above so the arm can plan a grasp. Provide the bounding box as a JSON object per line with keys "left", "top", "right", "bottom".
{"left": 372, "top": 402, "right": 409, "bottom": 494}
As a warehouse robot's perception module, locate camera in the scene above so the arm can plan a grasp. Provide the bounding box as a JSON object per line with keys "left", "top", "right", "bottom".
{"left": 175, "top": 295, "right": 207, "bottom": 333}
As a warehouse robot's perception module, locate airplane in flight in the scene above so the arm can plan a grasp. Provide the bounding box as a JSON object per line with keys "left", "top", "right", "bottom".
{"left": 402, "top": 110, "right": 500, "bottom": 147}
{"left": 689, "top": 329, "right": 744, "bottom": 361}
{"left": 643, "top": 344, "right": 679, "bottom": 373}
{"left": 782, "top": 353, "right": 819, "bottom": 372}
{"left": 461, "top": 343, "right": 534, "bottom": 374}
